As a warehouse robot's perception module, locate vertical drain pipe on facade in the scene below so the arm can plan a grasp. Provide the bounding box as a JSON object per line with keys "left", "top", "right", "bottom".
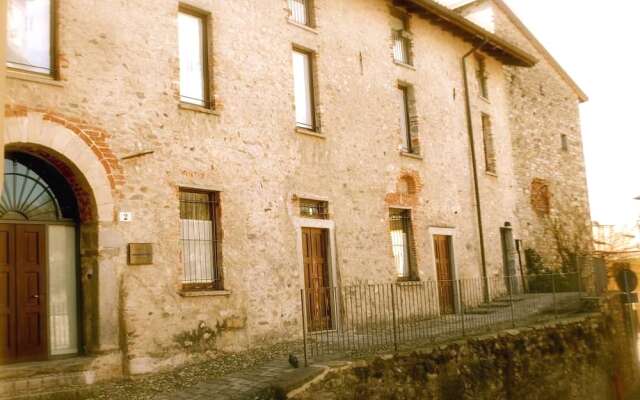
{"left": 462, "top": 39, "right": 490, "bottom": 302}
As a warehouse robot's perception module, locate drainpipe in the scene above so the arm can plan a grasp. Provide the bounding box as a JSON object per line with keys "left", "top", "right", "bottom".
{"left": 462, "top": 40, "right": 489, "bottom": 302}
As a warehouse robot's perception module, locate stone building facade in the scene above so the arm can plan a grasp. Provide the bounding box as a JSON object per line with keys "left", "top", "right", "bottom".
{"left": 1, "top": 0, "right": 590, "bottom": 388}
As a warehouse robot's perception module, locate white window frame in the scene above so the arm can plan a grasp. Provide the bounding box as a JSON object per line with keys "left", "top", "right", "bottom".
{"left": 292, "top": 48, "right": 316, "bottom": 130}
{"left": 178, "top": 5, "right": 210, "bottom": 108}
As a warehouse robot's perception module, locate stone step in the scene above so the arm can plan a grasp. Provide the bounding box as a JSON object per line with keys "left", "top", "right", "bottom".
{"left": 0, "top": 372, "right": 90, "bottom": 399}
{"left": 0, "top": 357, "right": 98, "bottom": 400}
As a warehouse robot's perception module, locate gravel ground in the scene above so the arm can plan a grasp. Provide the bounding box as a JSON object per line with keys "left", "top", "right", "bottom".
{"left": 82, "top": 342, "right": 302, "bottom": 400}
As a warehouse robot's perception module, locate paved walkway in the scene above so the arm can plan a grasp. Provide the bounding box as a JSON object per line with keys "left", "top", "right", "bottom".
{"left": 156, "top": 360, "right": 324, "bottom": 400}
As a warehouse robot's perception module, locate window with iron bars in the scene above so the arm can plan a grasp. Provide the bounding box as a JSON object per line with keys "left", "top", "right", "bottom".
{"left": 299, "top": 198, "right": 328, "bottom": 219}
{"left": 391, "top": 14, "right": 412, "bottom": 65}
{"left": 179, "top": 189, "right": 223, "bottom": 290}
{"left": 389, "top": 208, "right": 416, "bottom": 280}
{"left": 288, "top": 0, "right": 312, "bottom": 26}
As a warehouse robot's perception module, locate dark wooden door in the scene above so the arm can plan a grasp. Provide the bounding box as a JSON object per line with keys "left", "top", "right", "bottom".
{"left": 434, "top": 235, "right": 455, "bottom": 315}
{"left": 0, "top": 224, "right": 47, "bottom": 364}
{"left": 0, "top": 225, "right": 16, "bottom": 362}
{"left": 302, "top": 228, "right": 332, "bottom": 331}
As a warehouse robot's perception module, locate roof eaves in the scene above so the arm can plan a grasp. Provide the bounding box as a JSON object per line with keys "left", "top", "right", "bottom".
{"left": 396, "top": 0, "right": 538, "bottom": 67}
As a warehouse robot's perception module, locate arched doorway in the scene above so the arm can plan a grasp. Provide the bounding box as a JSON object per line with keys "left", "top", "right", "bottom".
{"left": 0, "top": 152, "right": 80, "bottom": 363}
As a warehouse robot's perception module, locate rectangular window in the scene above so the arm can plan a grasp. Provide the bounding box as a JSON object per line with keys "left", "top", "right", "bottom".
{"left": 561, "top": 134, "right": 568, "bottom": 151}
{"left": 179, "top": 189, "right": 222, "bottom": 290}
{"left": 475, "top": 55, "right": 489, "bottom": 99}
{"left": 391, "top": 14, "right": 411, "bottom": 65}
{"left": 398, "top": 85, "right": 413, "bottom": 153}
{"left": 389, "top": 209, "right": 415, "bottom": 280}
{"left": 178, "top": 7, "right": 209, "bottom": 107}
{"left": 300, "top": 199, "right": 328, "bottom": 219}
{"left": 481, "top": 114, "right": 497, "bottom": 174}
{"left": 292, "top": 49, "right": 316, "bottom": 130}
{"left": 288, "top": 0, "right": 311, "bottom": 26}
{"left": 7, "top": 0, "right": 54, "bottom": 76}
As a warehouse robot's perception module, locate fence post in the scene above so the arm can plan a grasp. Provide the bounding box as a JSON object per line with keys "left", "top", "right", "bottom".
{"left": 508, "top": 276, "right": 515, "bottom": 328}
{"left": 577, "top": 256, "right": 583, "bottom": 298}
{"left": 300, "top": 289, "right": 308, "bottom": 367}
{"left": 458, "top": 280, "right": 466, "bottom": 336}
{"left": 551, "top": 273, "right": 557, "bottom": 319}
{"left": 390, "top": 283, "right": 398, "bottom": 353}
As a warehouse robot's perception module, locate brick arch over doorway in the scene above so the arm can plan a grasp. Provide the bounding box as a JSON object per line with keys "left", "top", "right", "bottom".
{"left": 3, "top": 108, "right": 124, "bottom": 361}
{"left": 4, "top": 107, "right": 122, "bottom": 222}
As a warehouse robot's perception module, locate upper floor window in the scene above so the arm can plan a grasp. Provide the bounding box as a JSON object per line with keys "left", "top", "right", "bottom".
{"left": 7, "top": 0, "right": 54, "bottom": 76}
{"left": 475, "top": 55, "right": 489, "bottom": 99}
{"left": 292, "top": 48, "right": 316, "bottom": 131}
{"left": 178, "top": 6, "right": 210, "bottom": 107}
{"left": 481, "top": 114, "right": 497, "bottom": 174}
{"left": 288, "top": 0, "right": 313, "bottom": 27}
{"left": 561, "top": 134, "right": 569, "bottom": 152}
{"left": 398, "top": 85, "right": 414, "bottom": 154}
{"left": 391, "top": 13, "right": 412, "bottom": 65}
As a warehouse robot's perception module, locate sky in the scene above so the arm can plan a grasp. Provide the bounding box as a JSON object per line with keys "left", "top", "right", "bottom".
{"left": 502, "top": 0, "right": 640, "bottom": 228}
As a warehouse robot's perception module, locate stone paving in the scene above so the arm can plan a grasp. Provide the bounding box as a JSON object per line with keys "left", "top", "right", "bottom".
{"left": 155, "top": 360, "right": 324, "bottom": 400}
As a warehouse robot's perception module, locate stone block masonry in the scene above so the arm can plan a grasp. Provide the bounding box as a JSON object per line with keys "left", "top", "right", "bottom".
{"left": 3, "top": 0, "right": 592, "bottom": 384}
{"left": 293, "top": 295, "right": 638, "bottom": 400}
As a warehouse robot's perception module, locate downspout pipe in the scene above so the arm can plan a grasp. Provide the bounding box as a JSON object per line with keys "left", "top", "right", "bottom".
{"left": 462, "top": 39, "right": 490, "bottom": 302}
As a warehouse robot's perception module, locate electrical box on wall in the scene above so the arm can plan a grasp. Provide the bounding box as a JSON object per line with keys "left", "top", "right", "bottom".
{"left": 127, "top": 243, "right": 153, "bottom": 265}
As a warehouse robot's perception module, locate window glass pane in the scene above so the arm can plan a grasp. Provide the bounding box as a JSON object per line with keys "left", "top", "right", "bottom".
{"left": 48, "top": 225, "right": 78, "bottom": 356}
{"left": 289, "top": 0, "right": 308, "bottom": 25}
{"left": 293, "top": 50, "right": 314, "bottom": 129}
{"left": 399, "top": 87, "right": 410, "bottom": 151}
{"left": 7, "top": 0, "right": 52, "bottom": 74}
{"left": 390, "top": 210, "right": 411, "bottom": 278}
{"left": 178, "top": 12, "right": 206, "bottom": 106}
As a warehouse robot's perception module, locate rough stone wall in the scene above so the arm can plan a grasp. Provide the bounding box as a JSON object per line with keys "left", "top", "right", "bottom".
{"left": 490, "top": 5, "right": 593, "bottom": 269}
{"left": 294, "top": 296, "right": 638, "bottom": 400}
{"left": 3, "top": 0, "right": 568, "bottom": 375}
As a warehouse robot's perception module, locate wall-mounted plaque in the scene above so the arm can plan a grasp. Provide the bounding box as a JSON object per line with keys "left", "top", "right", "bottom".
{"left": 128, "top": 243, "right": 153, "bottom": 265}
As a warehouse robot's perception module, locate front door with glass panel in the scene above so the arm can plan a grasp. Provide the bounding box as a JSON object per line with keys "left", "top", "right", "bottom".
{"left": 0, "top": 155, "right": 79, "bottom": 364}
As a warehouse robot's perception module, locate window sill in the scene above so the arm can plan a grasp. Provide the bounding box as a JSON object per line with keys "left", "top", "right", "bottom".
{"left": 179, "top": 289, "right": 231, "bottom": 298}
{"left": 485, "top": 171, "right": 498, "bottom": 178}
{"left": 179, "top": 102, "right": 220, "bottom": 116}
{"left": 287, "top": 18, "right": 318, "bottom": 34}
{"left": 7, "top": 70, "right": 63, "bottom": 87}
{"left": 479, "top": 95, "right": 491, "bottom": 104}
{"left": 400, "top": 151, "right": 423, "bottom": 160}
{"left": 393, "top": 61, "right": 415, "bottom": 71}
{"left": 296, "top": 127, "right": 325, "bottom": 139}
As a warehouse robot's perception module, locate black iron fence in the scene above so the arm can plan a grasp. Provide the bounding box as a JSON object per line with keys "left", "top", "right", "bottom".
{"left": 300, "top": 272, "right": 590, "bottom": 365}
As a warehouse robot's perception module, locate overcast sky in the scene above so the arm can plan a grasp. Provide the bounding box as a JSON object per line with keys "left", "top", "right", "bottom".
{"left": 503, "top": 0, "right": 640, "bottom": 228}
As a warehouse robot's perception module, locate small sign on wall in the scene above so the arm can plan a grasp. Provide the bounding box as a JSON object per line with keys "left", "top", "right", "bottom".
{"left": 119, "top": 212, "right": 133, "bottom": 222}
{"left": 128, "top": 243, "right": 153, "bottom": 265}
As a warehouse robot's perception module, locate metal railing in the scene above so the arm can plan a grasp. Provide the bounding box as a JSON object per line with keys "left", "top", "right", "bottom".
{"left": 300, "top": 272, "right": 589, "bottom": 365}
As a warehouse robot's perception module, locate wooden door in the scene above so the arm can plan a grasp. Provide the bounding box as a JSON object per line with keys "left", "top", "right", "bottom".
{"left": 0, "top": 225, "right": 16, "bottom": 362}
{"left": 0, "top": 224, "right": 47, "bottom": 364}
{"left": 500, "top": 227, "right": 520, "bottom": 294}
{"left": 434, "top": 235, "right": 455, "bottom": 315}
{"left": 302, "top": 228, "right": 332, "bottom": 331}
